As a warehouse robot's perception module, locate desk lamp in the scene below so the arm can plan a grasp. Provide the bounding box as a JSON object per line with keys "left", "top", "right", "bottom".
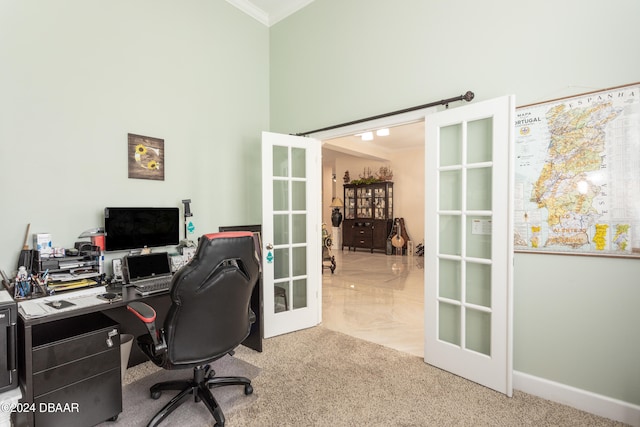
{"left": 178, "top": 199, "right": 196, "bottom": 255}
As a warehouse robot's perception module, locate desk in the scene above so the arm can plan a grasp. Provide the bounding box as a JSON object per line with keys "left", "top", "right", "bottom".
{"left": 16, "top": 281, "right": 262, "bottom": 426}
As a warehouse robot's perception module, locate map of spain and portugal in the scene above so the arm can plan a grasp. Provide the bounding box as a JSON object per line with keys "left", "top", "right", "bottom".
{"left": 513, "top": 85, "right": 639, "bottom": 255}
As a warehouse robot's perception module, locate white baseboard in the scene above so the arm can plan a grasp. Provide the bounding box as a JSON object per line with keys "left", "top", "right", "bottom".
{"left": 513, "top": 371, "right": 640, "bottom": 427}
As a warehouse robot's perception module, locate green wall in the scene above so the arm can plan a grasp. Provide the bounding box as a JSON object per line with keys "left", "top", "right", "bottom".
{"left": 0, "top": 0, "right": 269, "bottom": 270}
{"left": 269, "top": 0, "right": 640, "bottom": 405}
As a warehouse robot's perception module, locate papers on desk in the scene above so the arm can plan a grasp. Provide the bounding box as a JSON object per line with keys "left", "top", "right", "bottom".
{"left": 48, "top": 272, "right": 100, "bottom": 282}
{"left": 18, "top": 286, "right": 108, "bottom": 319}
{"left": 47, "top": 278, "right": 98, "bottom": 292}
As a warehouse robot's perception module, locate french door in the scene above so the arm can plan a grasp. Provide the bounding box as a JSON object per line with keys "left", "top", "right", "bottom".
{"left": 424, "top": 95, "right": 515, "bottom": 395}
{"left": 261, "top": 131, "right": 322, "bottom": 338}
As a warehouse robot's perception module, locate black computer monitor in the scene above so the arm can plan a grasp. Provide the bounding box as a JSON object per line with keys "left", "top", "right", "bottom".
{"left": 104, "top": 207, "right": 180, "bottom": 252}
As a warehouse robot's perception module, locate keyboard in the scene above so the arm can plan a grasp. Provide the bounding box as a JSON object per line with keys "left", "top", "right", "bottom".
{"left": 133, "top": 276, "right": 172, "bottom": 296}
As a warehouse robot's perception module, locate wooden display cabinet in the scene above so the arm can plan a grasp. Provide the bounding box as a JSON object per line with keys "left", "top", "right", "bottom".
{"left": 342, "top": 182, "right": 393, "bottom": 253}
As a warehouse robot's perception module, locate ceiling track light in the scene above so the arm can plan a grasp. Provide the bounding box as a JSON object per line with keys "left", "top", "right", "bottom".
{"left": 355, "top": 129, "right": 389, "bottom": 141}
{"left": 359, "top": 132, "right": 373, "bottom": 141}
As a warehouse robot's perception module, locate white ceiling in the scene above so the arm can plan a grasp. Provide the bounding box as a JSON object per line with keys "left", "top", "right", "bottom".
{"left": 325, "top": 121, "right": 425, "bottom": 153}
{"left": 226, "top": 0, "right": 315, "bottom": 26}
{"left": 322, "top": 121, "right": 425, "bottom": 164}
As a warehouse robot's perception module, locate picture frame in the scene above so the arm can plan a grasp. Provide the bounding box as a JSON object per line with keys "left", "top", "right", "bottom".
{"left": 128, "top": 133, "right": 165, "bottom": 181}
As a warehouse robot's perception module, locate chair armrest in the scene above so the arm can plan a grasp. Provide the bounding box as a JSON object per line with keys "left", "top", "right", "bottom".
{"left": 127, "top": 301, "right": 156, "bottom": 323}
{"left": 127, "top": 301, "right": 167, "bottom": 354}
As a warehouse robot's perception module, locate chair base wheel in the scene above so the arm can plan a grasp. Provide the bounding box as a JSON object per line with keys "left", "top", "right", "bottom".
{"left": 145, "top": 368, "right": 252, "bottom": 426}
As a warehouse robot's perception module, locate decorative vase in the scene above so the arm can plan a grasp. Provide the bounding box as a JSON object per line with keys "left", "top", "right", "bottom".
{"left": 331, "top": 208, "right": 343, "bottom": 227}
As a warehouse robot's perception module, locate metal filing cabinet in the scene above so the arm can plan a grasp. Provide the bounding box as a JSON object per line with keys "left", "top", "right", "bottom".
{"left": 0, "top": 290, "right": 17, "bottom": 393}
{"left": 31, "top": 312, "right": 122, "bottom": 426}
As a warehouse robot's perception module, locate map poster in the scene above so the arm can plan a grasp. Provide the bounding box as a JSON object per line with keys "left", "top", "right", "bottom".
{"left": 514, "top": 83, "right": 640, "bottom": 257}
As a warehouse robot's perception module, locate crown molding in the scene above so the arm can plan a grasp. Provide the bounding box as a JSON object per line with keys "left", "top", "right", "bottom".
{"left": 226, "top": 0, "right": 314, "bottom": 27}
{"left": 267, "top": 0, "right": 315, "bottom": 26}
{"left": 226, "top": 0, "right": 270, "bottom": 26}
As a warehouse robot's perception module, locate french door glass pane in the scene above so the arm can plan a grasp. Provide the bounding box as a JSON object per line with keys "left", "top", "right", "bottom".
{"left": 439, "top": 215, "right": 461, "bottom": 255}
{"left": 467, "top": 167, "right": 492, "bottom": 211}
{"left": 440, "top": 170, "right": 462, "bottom": 210}
{"left": 273, "top": 146, "right": 288, "bottom": 177}
{"left": 466, "top": 262, "right": 491, "bottom": 308}
{"left": 467, "top": 118, "right": 493, "bottom": 163}
{"left": 292, "top": 214, "right": 306, "bottom": 244}
{"left": 466, "top": 309, "right": 491, "bottom": 356}
{"left": 466, "top": 217, "right": 492, "bottom": 259}
{"left": 439, "top": 302, "right": 461, "bottom": 346}
{"left": 440, "top": 124, "right": 462, "bottom": 166}
{"left": 292, "top": 246, "right": 306, "bottom": 277}
{"left": 275, "top": 284, "right": 288, "bottom": 313}
{"left": 274, "top": 248, "right": 289, "bottom": 280}
{"left": 273, "top": 214, "right": 288, "bottom": 246}
{"left": 292, "top": 278, "right": 307, "bottom": 309}
{"left": 438, "top": 258, "right": 461, "bottom": 301}
{"left": 292, "top": 181, "right": 306, "bottom": 210}
{"left": 273, "top": 181, "right": 288, "bottom": 211}
{"left": 291, "top": 147, "right": 305, "bottom": 178}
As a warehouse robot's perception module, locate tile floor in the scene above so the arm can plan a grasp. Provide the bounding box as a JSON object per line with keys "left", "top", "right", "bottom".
{"left": 321, "top": 248, "right": 425, "bottom": 358}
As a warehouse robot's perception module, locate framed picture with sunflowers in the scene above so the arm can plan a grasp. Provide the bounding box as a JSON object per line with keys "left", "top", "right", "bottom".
{"left": 128, "top": 133, "right": 164, "bottom": 181}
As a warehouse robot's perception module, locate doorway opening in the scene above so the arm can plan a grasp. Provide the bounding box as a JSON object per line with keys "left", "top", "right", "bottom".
{"left": 304, "top": 95, "right": 514, "bottom": 396}
{"left": 318, "top": 118, "right": 429, "bottom": 358}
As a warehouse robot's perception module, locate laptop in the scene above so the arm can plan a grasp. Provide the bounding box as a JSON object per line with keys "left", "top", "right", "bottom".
{"left": 123, "top": 252, "right": 173, "bottom": 295}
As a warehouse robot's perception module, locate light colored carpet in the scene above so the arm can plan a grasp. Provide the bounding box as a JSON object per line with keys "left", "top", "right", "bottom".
{"left": 110, "top": 327, "right": 627, "bottom": 426}
{"left": 229, "top": 326, "right": 626, "bottom": 427}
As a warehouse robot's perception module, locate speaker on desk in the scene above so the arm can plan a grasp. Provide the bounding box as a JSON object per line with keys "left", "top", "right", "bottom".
{"left": 17, "top": 249, "right": 34, "bottom": 274}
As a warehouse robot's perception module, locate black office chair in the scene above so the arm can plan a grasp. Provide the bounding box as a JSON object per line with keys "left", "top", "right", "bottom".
{"left": 127, "top": 231, "right": 260, "bottom": 427}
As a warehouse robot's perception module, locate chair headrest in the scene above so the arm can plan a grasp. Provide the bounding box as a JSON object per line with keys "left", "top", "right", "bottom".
{"left": 202, "top": 231, "right": 254, "bottom": 241}
{"left": 194, "top": 231, "right": 258, "bottom": 268}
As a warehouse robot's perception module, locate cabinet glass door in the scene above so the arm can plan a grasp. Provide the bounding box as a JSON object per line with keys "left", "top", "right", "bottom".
{"left": 387, "top": 185, "right": 393, "bottom": 219}
{"left": 374, "top": 186, "right": 386, "bottom": 219}
{"left": 357, "top": 187, "right": 372, "bottom": 218}
{"left": 344, "top": 187, "right": 355, "bottom": 219}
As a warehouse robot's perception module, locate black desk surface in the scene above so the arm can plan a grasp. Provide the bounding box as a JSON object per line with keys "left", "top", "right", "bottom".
{"left": 19, "top": 285, "right": 151, "bottom": 326}
{"left": 19, "top": 280, "right": 262, "bottom": 360}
